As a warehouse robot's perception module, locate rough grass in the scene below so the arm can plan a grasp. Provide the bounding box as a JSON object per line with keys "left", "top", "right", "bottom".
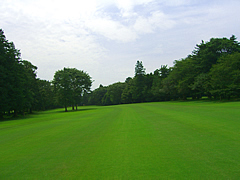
{"left": 0, "top": 101, "right": 240, "bottom": 179}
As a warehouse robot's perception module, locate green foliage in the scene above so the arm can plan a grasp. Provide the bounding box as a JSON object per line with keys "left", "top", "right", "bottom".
{"left": 88, "top": 35, "right": 240, "bottom": 105}
{"left": 53, "top": 68, "right": 72, "bottom": 111}
{"left": 102, "top": 82, "right": 126, "bottom": 105}
{"left": 20, "top": 60, "right": 38, "bottom": 113}
{"left": 2, "top": 27, "right": 240, "bottom": 111}
{"left": 121, "top": 78, "right": 134, "bottom": 104}
{"left": 135, "top": 60, "right": 146, "bottom": 76}
{"left": 35, "top": 79, "right": 55, "bottom": 110}
{"left": 0, "top": 29, "right": 38, "bottom": 117}
{"left": 192, "top": 35, "right": 240, "bottom": 73}
{"left": 88, "top": 84, "right": 107, "bottom": 105}
{"left": 162, "top": 35, "right": 240, "bottom": 100}
{"left": 132, "top": 61, "right": 147, "bottom": 103}
{"left": 190, "top": 73, "right": 211, "bottom": 98}
{"left": 53, "top": 68, "right": 92, "bottom": 111}
{"left": 151, "top": 65, "right": 171, "bottom": 101}
{"left": 209, "top": 52, "right": 240, "bottom": 99}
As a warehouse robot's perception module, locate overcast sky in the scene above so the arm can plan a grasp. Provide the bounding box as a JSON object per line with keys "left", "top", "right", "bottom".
{"left": 1, "top": 0, "right": 240, "bottom": 89}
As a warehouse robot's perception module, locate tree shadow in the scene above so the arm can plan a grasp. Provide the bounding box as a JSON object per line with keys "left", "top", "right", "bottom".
{"left": 0, "top": 107, "right": 97, "bottom": 122}
{"left": 55, "top": 108, "right": 97, "bottom": 113}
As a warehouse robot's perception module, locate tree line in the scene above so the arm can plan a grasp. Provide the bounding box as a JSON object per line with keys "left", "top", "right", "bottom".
{"left": 85, "top": 35, "right": 240, "bottom": 105}
{"left": 0, "top": 29, "right": 92, "bottom": 119}
{"left": 1, "top": 28, "right": 240, "bottom": 118}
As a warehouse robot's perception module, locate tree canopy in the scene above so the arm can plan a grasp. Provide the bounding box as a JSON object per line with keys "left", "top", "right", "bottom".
{"left": 0, "top": 29, "right": 92, "bottom": 118}
{"left": 1, "top": 27, "right": 240, "bottom": 118}
{"left": 53, "top": 68, "right": 92, "bottom": 112}
{"left": 87, "top": 35, "right": 240, "bottom": 105}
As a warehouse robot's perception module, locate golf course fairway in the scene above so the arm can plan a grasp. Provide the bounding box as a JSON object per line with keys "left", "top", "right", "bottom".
{"left": 0, "top": 101, "right": 240, "bottom": 179}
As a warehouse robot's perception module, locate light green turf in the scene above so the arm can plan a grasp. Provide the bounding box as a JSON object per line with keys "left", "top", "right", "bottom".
{"left": 0, "top": 102, "right": 240, "bottom": 179}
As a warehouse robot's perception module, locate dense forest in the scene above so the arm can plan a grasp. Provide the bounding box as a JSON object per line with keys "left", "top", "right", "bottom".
{"left": 1, "top": 28, "right": 240, "bottom": 118}
{"left": 86, "top": 35, "right": 240, "bottom": 105}
{"left": 0, "top": 29, "right": 92, "bottom": 118}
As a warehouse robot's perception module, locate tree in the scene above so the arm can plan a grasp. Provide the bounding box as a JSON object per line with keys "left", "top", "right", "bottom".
{"left": 102, "top": 82, "right": 126, "bottom": 105}
{"left": 190, "top": 36, "right": 240, "bottom": 98}
{"left": 53, "top": 68, "right": 92, "bottom": 111}
{"left": 192, "top": 36, "right": 240, "bottom": 73}
{"left": 135, "top": 60, "right": 146, "bottom": 76}
{"left": 161, "top": 35, "right": 240, "bottom": 100}
{"left": 209, "top": 52, "right": 240, "bottom": 99}
{"left": 143, "top": 73, "right": 154, "bottom": 102}
{"left": 162, "top": 58, "right": 196, "bottom": 100}
{"left": 0, "top": 29, "right": 10, "bottom": 118}
{"left": 35, "top": 79, "right": 55, "bottom": 111}
{"left": 132, "top": 60, "right": 146, "bottom": 102}
{"left": 21, "top": 60, "right": 38, "bottom": 113}
{"left": 53, "top": 68, "right": 72, "bottom": 111}
{"left": 121, "top": 77, "right": 134, "bottom": 104}
{"left": 88, "top": 84, "right": 107, "bottom": 105}
{"left": 70, "top": 68, "right": 92, "bottom": 110}
{"left": 0, "top": 29, "right": 26, "bottom": 117}
{"left": 151, "top": 65, "right": 171, "bottom": 101}
{"left": 190, "top": 73, "right": 211, "bottom": 99}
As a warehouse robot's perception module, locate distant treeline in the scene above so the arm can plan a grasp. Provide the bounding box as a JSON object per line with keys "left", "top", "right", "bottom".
{"left": 85, "top": 35, "right": 240, "bottom": 105}
{"left": 1, "top": 28, "right": 240, "bottom": 118}
{"left": 0, "top": 29, "right": 92, "bottom": 118}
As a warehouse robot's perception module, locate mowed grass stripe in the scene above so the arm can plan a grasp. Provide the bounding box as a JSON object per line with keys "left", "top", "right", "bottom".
{"left": 0, "top": 106, "right": 115, "bottom": 179}
{"left": 0, "top": 102, "right": 240, "bottom": 179}
{"left": 140, "top": 102, "right": 240, "bottom": 178}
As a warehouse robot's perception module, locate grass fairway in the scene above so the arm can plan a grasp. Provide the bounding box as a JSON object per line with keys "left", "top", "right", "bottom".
{"left": 1, "top": 101, "right": 240, "bottom": 179}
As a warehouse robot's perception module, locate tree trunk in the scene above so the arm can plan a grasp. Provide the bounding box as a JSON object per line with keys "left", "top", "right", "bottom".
{"left": 72, "top": 105, "right": 75, "bottom": 111}
{"left": 0, "top": 112, "right": 3, "bottom": 120}
{"left": 208, "top": 94, "right": 212, "bottom": 99}
{"left": 14, "top": 109, "right": 18, "bottom": 117}
{"left": 76, "top": 104, "right": 78, "bottom": 111}
{"left": 65, "top": 105, "right": 68, "bottom": 112}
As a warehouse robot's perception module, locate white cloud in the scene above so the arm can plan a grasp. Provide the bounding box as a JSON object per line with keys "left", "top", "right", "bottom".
{"left": 162, "top": 0, "right": 192, "bottom": 6}
{"left": 133, "top": 16, "right": 154, "bottom": 34}
{"left": 1, "top": 0, "right": 176, "bottom": 44}
{"left": 134, "top": 11, "right": 176, "bottom": 34}
{"left": 115, "top": 0, "right": 155, "bottom": 16}
{"left": 85, "top": 16, "right": 138, "bottom": 42}
{"left": 149, "top": 11, "right": 176, "bottom": 30}
{"left": 1, "top": 0, "right": 240, "bottom": 89}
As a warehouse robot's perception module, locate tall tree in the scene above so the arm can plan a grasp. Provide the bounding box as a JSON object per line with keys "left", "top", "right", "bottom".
{"left": 35, "top": 79, "right": 55, "bottom": 111}
{"left": 70, "top": 68, "right": 92, "bottom": 110}
{"left": 53, "top": 68, "right": 92, "bottom": 111}
{"left": 151, "top": 65, "right": 171, "bottom": 101}
{"left": 0, "top": 29, "right": 9, "bottom": 118}
{"left": 0, "top": 29, "right": 26, "bottom": 117}
{"left": 102, "top": 82, "right": 126, "bottom": 105}
{"left": 132, "top": 61, "right": 146, "bottom": 103}
{"left": 209, "top": 52, "right": 240, "bottom": 99}
{"left": 88, "top": 84, "right": 107, "bottom": 105}
{"left": 162, "top": 35, "right": 240, "bottom": 100}
{"left": 135, "top": 60, "right": 146, "bottom": 76}
{"left": 143, "top": 73, "right": 154, "bottom": 102}
{"left": 192, "top": 36, "right": 240, "bottom": 73}
{"left": 190, "top": 35, "right": 240, "bottom": 98}
{"left": 21, "top": 60, "right": 38, "bottom": 113}
{"left": 121, "top": 77, "right": 134, "bottom": 104}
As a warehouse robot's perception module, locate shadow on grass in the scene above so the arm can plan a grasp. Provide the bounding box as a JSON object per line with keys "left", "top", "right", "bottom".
{"left": 180, "top": 97, "right": 240, "bottom": 103}
{"left": 0, "top": 107, "right": 97, "bottom": 122}
{"left": 55, "top": 108, "right": 97, "bottom": 113}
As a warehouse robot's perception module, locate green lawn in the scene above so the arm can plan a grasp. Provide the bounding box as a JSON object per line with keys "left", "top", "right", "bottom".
{"left": 0, "top": 101, "right": 240, "bottom": 179}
